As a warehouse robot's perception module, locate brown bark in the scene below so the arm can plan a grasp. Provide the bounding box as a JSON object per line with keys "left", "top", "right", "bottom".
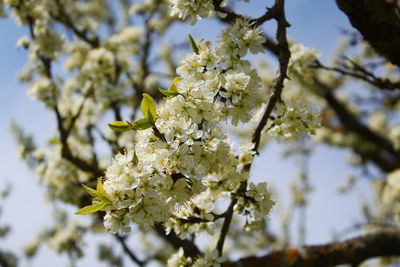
{"left": 336, "top": 0, "right": 400, "bottom": 66}
{"left": 223, "top": 231, "right": 400, "bottom": 267}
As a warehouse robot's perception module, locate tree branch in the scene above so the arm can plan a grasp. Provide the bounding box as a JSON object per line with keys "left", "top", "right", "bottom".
{"left": 211, "top": 0, "right": 290, "bottom": 256}
{"left": 154, "top": 223, "right": 201, "bottom": 259}
{"left": 313, "top": 59, "right": 400, "bottom": 91}
{"left": 216, "top": 194, "right": 238, "bottom": 256}
{"left": 0, "top": 251, "right": 12, "bottom": 267}
{"left": 252, "top": 0, "right": 291, "bottom": 154}
{"left": 27, "top": 16, "right": 104, "bottom": 178}
{"left": 335, "top": 0, "right": 400, "bottom": 66}
{"left": 53, "top": 0, "right": 100, "bottom": 47}
{"left": 115, "top": 234, "right": 146, "bottom": 267}
{"left": 222, "top": 230, "right": 400, "bottom": 267}
{"left": 313, "top": 78, "right": 400, "bottom": 172}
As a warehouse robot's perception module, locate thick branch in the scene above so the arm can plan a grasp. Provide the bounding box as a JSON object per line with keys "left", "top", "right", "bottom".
{"left": 222, "top": 230, "right": 400, "bottom": 267}
{"left": 335, "top": 0, "right": 400, "bottom": 66}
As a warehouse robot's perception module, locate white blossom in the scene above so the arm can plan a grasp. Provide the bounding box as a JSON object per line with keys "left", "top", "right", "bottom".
{"left": 169, "top": 0, "right": 216, "bottom": 25}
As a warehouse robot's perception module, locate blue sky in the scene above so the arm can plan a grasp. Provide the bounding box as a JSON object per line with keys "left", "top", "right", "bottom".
{"left": 0, "top": 1, "right": 372, "bottom": 266}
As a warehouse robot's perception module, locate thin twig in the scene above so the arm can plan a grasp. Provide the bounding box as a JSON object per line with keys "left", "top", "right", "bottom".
{"left": 216, "top": 197, "right": 238, "bottom": 256}
{"left": 27, "top": 16, "right": 104, "bottom": 178}
{"left": 178, "top": 211, "right": 227, "bottom": 225}
{"left": 115, "top": 234, "right": 146, "bottom": 267}
{"left": 252, "top": 0, "right": 291, "bottom": 154}
{"left": 53, "top": 0, "right": 100, "bottom": 47}
{"left": 313, "top": 59, "right": 400, "bottom": 91}
{"left": 213, "top": 0, "right": 291, "bottom": 257}
{"left": 65, "top": 92, "right": 90, "bottom": 136}
{"left": 154, "top": 223, "right": 201, "bottom": 259}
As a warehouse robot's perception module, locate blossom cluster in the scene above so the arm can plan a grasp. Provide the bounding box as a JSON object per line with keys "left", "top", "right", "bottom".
{"left": 33, "top": 139, "right": 93, "bottom": 204}
{"left": 266, "top": 101, "right": 321, "bottom": 141}
{"left": 383, "top": 170, "right": 400, "bottom": 207}
{"left": 169, "top": 0, "right": 252, "bottom": 25}
{"left": 24, "top": 212, "right": 87, "bottom": 259}
{"left": 100, "top": 19, "right": 271, "bottom": 234}
{"left": 169, "top": 0, "right": 216, "bottom": 25}
{"left": 234, "top": 182, "right": 274, "bottom": 232}
{"left": 167, "top": 247, "right": 224, "bottom": 267}
{"left": 4, "top": 0, "right": 326, "bottom": 265}
{"left": 288, "top": 43, "right": 320, "bottom": 83}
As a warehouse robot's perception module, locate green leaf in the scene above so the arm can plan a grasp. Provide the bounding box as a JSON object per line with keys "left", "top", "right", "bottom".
{"left": 108, "top": 121, "right": 131, "bottom": 132}
{"left": 147, "top": 109, "right": 155, "bottom": 124}
{"left": 141, "top": 93, "right": 157, "bottom": 124}
{"left": 159, "top": 88, "right": 179, "bottom": 97}
{"left": 82, "top": 184, "right": 97, "bottom": 198}
{"left": 48, "top": 137, "right": 60, "bottom": 145}
{"left": 131, "top": 118, "right": 153, "bottom": 130}
{"left": 96, "top": 178, "right": 109, "bottom": 201}
{"left": 159, "top": 77, "right": 181, "bottom": 99}
{"left": 188, "top": 34, "right": 199, "bottom": 54}
{"left": 131, "top": 150, "right": 138, "bottom": 165}
{"left": 168, "top": 77, "right": 181, "bottom": 93}
{"left": 126, "top": 120, "right": 133, "bottom": 127}
{"left": 75, "top": 202, "right": 110, "bottom": 215}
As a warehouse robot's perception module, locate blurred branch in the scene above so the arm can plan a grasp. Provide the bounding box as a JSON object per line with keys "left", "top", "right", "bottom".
{"left": 154, "top": 223, "right": 201, "bottom": 259}
{"left": 115, "top": 234, "right": 146, "bottom": 267}
{"left": 52, "top": 0, "right": 100, "bottom": 47}
{"left": 315, "top": 77, "right": 400, "bottom": 172}
{"left": 65, "top": 90, "right": 91, "bottom": 136}
{"left": 0, "top": 252, "right": 11, "bottom": 267}
{"left": 223, "top": 230, "right": 400, "bottom": 267}
{"left": 313, "top": 59, "right": 400, "bottom": 91}
{"left": 0, "top": 250, "right": 16, "bottom": 267}
{"left": 335, "top": 0, "right": 400, "bottom": 66}
{"left": 27, "top": 16, "right": 104, "bottom": 178}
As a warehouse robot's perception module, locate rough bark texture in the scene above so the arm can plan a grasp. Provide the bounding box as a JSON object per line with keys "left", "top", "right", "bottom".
{"left": 335, "top": 0, "right": 400, "bottom": 66}
{"left": 222, "top": 231, "right": 400, "bottom": 267}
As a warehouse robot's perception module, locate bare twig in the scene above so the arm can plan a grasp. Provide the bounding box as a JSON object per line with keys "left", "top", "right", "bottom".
{"left": 212, "top": 0, "right": 291, "bottom": 257}
{"left": 154, "top": 223, "right": 201, "bottom": 259}
{"left": 53, "top": 0, "right": 100, "bottom": 47}
{"left": 313, "top": 59, "right": 400, "bottom": 91}
{"left": 115, "top": 234, "right": 146, "bottom": 267}
{"left": 252, "top": 0, "right": 291, "bottom": 154}
{"left": 216, "top": 182, "right": 247, "bottom": 256}
{"left": 27, "top": 16, "right": 104, "bottom": 178}
{"left": 65, "top": 91, "right": 91, "bottom": 136}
